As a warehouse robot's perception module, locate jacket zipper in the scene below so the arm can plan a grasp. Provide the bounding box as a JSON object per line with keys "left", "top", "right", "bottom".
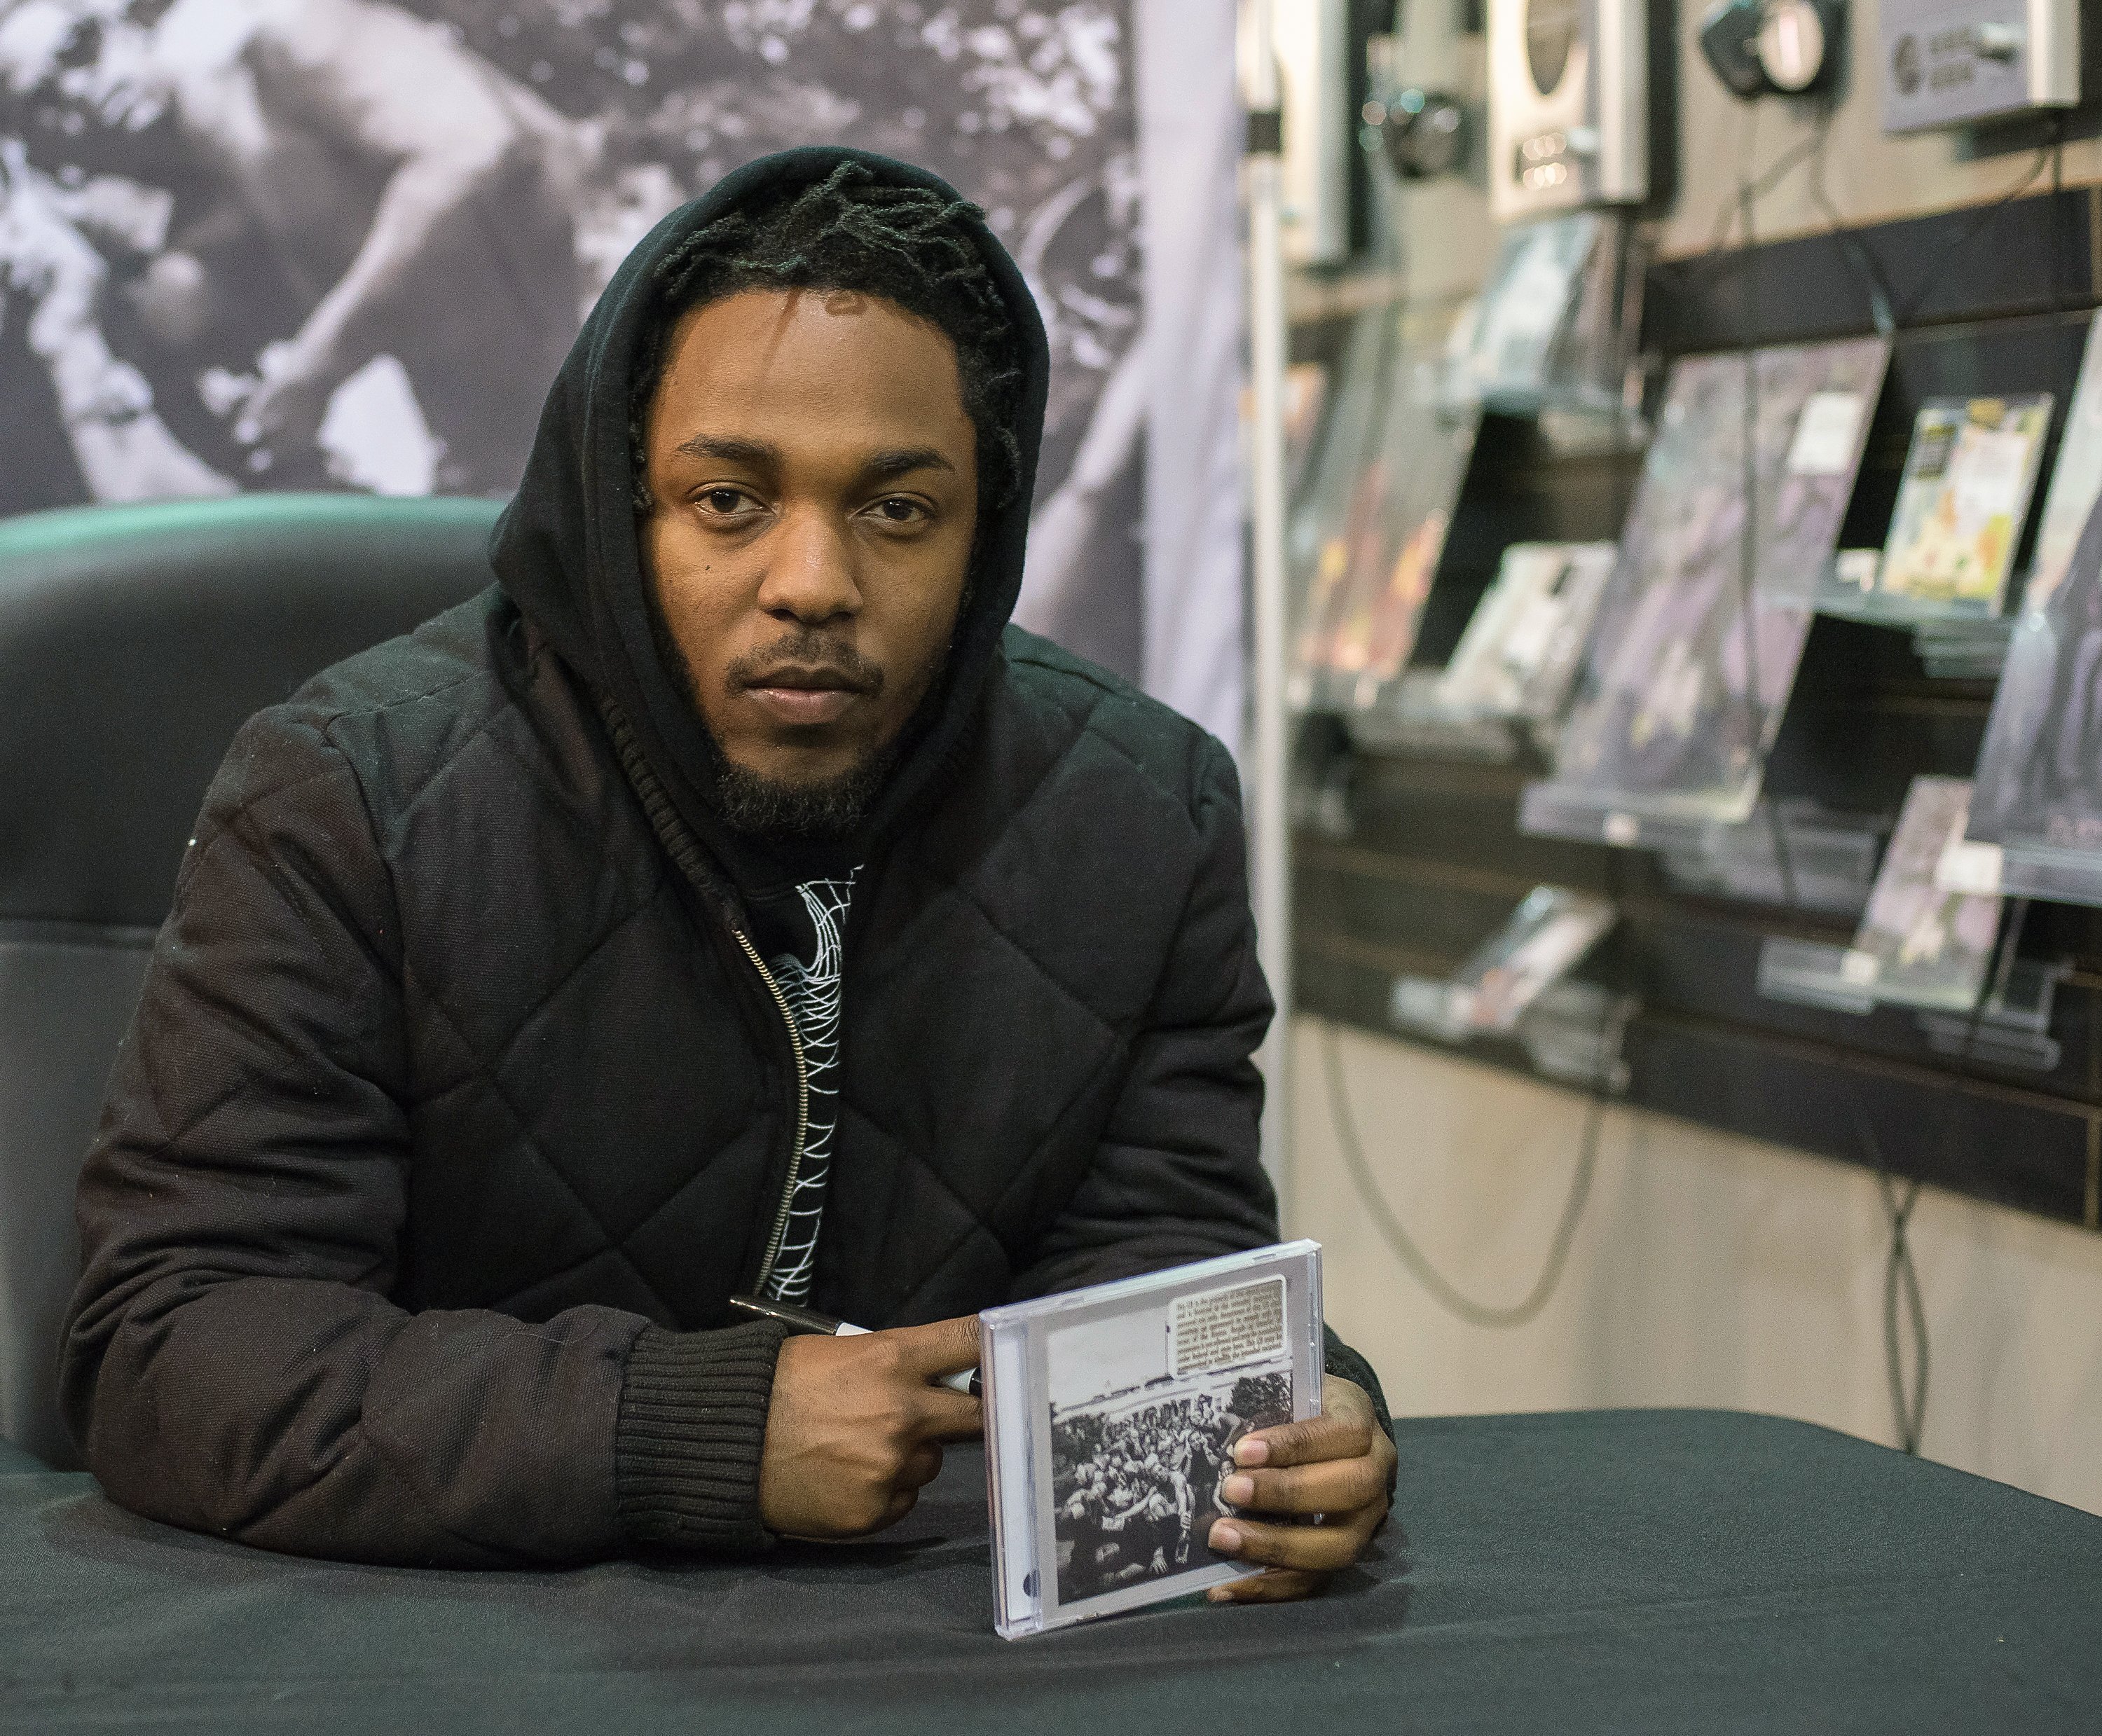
{"left": 733, "top": 926, "right": 809, "bottom": 1296}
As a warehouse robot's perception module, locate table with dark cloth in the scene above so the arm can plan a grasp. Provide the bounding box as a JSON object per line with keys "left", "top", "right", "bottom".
{"left": 3, "top": 1410, "right": 2097, "bottom": 1733}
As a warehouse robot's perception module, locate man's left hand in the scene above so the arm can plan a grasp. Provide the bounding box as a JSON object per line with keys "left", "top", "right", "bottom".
{"left": 1204, "top": 1375, "right": 1395, "bottom": 1604}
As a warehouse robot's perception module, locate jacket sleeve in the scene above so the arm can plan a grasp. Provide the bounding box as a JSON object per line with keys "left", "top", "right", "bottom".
{"left": 60, "top": 709, "right": 784, "bottom": 1566}
{"left": 1007, "top": 736, "right": 1391, "bottom": 1435}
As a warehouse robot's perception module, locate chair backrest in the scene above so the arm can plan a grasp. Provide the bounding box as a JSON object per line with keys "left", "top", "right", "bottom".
{"left": 0, "top": 492, "right": 502, "bottom": 1468}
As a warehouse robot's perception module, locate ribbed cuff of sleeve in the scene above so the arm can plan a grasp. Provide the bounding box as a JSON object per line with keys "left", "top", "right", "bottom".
{"left": 1323, "top": 1325, "right": 1396, "bottom": 1490}
{"left": 614, "top": 1318, "right": 790, "bottom": 1553}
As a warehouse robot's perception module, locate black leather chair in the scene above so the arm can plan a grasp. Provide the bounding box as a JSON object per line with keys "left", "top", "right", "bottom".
{"left": 0, "top": 492, "right": 501, "bottom": 1468}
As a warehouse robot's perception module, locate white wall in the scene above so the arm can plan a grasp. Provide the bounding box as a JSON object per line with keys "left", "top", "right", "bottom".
{"left": 1294, "top": 1017, "right": 2102, "bottom": 1517}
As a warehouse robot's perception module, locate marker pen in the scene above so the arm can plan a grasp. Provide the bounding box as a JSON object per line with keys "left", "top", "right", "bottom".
{"left": 729, "top": 1293, "right": 981, "bottom": 1396}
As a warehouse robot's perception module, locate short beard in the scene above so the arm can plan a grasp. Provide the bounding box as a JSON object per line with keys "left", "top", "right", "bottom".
{"left": 702, "top": 726, "right": 901, "bottom": 845}
{"left": 645, "top": 599, "right": 897, "bottom": 845}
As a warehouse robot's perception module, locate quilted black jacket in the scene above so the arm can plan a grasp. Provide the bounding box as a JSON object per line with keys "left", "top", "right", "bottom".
{"left": 60, "top": 148, "right": 1385, "bottom": 1568}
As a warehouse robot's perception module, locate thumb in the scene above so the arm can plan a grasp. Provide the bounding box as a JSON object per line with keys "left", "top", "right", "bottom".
{"left": 890, "top": 1312, "right": 982, "bottom": 1378}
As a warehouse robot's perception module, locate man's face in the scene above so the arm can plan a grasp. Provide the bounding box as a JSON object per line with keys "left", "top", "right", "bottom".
{"left": 640, "top": 287, "right": 979, "bottom": 826}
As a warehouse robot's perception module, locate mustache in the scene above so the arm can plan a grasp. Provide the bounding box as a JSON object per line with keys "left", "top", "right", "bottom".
{"left": 726, "top": 631, "right": 884, "bottom": 696}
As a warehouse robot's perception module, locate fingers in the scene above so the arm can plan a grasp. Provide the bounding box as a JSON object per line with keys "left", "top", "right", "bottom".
{"left": 912, "top": 1386, "right": 984, "bottom": 1443}
{"left": 1231, "top": 1409, "right": 1373, "bottom": 1471}
{"left": 888, "top": 1314, "right": 982, "bottom": 1379}
{"left": 1207, "top": 1567, "right": 1324, "bottom": 1605}
{"left": 1207, "top": 1509, "right": 1377, "bottom": 1575}
{"left": 1219, "top": 1453, "right": 1390, "bottom": 1518}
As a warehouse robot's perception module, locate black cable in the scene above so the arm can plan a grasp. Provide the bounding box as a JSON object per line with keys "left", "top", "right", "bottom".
{"left": 1713, "top": 102, "right": 1982, "bottom": 1457}
{"left": 1850, "top": 1101, "right": 1930, "bottom": 1454}
{"left": 1321, "top": 1000, "right": 1631, "bottom": 1330}
{"left": 1894, "top": 138, "right": 2059, "bottom": 326}
{"left": 1804, "top": 118, "right": 1897, "bottom": 341}
{"left": 1684, "top": 113, "right": 2058, "bottom": 343}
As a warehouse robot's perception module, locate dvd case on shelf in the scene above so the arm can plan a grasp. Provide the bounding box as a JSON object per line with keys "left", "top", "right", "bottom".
{"left": 1967, "top": 489, "right": 2102, "bottom": 904}
{"left": 983, "top": 1242, "right": 1324, "bottom": 1639}
{"left": 1445, "top": 886, "right": 1617, "bottom": 1032}
{"left": 1444, "top": 213, "right": 1601, "bottom": 412}
{"left": 1823, "top": 396, "right": 2052, "bottom": 620}
{"left": 2024, "top": 312, "right": 2102, "bottom": 616}
{"left": 1524, "top": 336, "right": 1891, "bottom": 837}
{"left": 1843, "top": 776, "right": 2002, "bottom": 1011}
{"left": 1289, "top": 308, "right": 1479, "bottom": 715}
{"left": 1437, "top": 542, "right": 1619, "bottom": 729}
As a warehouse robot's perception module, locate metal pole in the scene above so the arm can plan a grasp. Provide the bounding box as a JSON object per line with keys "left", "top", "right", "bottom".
{"left": 1244, "top": 0, "right": 1293, "bottom": 1228}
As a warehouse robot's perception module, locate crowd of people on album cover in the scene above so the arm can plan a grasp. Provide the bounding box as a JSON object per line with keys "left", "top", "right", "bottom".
{"left": 1051, "top": 1370, "right": 1290, "bottom": 1604}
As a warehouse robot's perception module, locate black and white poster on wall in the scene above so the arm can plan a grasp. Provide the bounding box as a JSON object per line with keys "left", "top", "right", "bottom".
{"left": 0, "top": 0, "right": 1224, "bottom": 699}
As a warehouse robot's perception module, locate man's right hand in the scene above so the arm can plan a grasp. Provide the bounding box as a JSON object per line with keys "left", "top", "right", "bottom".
{"left": 757, "top": 1314, "right": 982, "bottom": 1539}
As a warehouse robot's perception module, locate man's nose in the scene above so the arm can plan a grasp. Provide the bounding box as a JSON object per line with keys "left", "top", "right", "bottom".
{"left": 756, "top": 505, "right": 861, "bottom": 626}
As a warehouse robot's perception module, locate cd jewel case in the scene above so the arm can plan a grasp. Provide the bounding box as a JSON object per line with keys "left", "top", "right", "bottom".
{"left": 1532, "top": 336, "right": 1890, "bottom": 827}
{"left": 1842, "top": 776, "right": 2002, "bottom": 1012}
{"left": 2024, "top": 311, "right": 2102, "bottom": 618}
{"left": 982, "top": 1241, "right": 1324, "bottom": 1639}
{"left": 1824, "top": 395, "right": 2052, "bottom": 620}
{"left": 1289, "top": 308, "right": 1479, "bottom": 715}
{"left": 1438, "top": 541, "right": 1619, "bottom": 728}
{"left": 1967, "top": 489, "right": 2102, "bottom": 900}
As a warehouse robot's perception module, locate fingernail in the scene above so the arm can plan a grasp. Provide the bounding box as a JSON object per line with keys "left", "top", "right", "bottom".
{"left": 1207, "top": 1586, "right": 1232, "bottom": 1604}
{"left": 1211, "top": 1524, "right": 1242, "bottom": 1554}
{"left": 1235, "top": 1438, "right": 1269, "bottom": 1466}
{"left": 1222, "top": 1474, "right": 1255, "bottom": 1504}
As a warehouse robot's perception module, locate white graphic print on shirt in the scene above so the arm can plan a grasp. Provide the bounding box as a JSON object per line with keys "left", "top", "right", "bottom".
{"left": 762, "top": 872, "right": 856, "bottom": 1307}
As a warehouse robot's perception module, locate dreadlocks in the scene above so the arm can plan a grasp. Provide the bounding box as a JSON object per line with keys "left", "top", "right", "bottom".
{"left": 629, "top": 160, "right": 1024, "bottom": 518}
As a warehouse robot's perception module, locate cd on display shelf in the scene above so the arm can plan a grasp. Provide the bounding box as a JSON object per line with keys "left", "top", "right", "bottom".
{"left": 1966, "top": 489, "right": 2102, "bottom": 907}
{"left": 1845, "top": 776, "right": 2003, "bottom": 1012}
{"left": 1522, "top": 335, "right": 1891, "bottom": 841}
{"left": 1821, "top": 395, "right": 2053, "bottom": 622}
{"left": 1756, "top": 780, "right": 2063, "bottom": 1067}
{"left": 2021, "top": 311, "right": 2102, "bottom": 619}
{"left": 983, "top": 1243, "right": 1324, "bottom": 1639}
{"left": 1445, "top": 885, "right": 1618, "bottom": 1032}
{"left": 1445, "top": 212, "right": 1600, "bottom": 411}
{"left": 1437, "top": 541, "right": 1619, "bottom": 733}
{"left": 1289, "top": 316, "right": 1480, "bottom": 716}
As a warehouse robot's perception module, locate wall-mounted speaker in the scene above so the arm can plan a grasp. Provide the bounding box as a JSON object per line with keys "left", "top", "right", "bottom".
{"left": 1489, "top": 0, "right": 1652, "bottom": 221}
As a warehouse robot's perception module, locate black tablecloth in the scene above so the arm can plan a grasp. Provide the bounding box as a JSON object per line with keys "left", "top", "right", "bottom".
{"left": 4, "top": 1410, "right": 2098, "bottom": 1733}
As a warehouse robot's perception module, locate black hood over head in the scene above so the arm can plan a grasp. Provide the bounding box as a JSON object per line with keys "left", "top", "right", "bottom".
{"left": 489, "top": 146, "right": 1050, "bottom": 920}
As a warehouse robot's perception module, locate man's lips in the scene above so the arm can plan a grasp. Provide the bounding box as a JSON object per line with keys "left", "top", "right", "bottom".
{"left": 740, "top": 668, "right": 872, "bottom": 728}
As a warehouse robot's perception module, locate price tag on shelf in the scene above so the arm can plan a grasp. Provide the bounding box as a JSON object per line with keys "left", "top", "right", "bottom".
{"left": 1935, "top": 837, "right": 2004, "bottom": 897}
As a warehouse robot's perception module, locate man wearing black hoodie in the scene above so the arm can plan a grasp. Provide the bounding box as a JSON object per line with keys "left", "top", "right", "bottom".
{"left": 61, "top": 148, "right": 1394, "bottom": 1597}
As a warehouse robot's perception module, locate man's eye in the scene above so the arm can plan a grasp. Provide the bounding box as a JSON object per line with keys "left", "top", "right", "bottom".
{"left": 870, "top": 497, "right": 927, "bottom": 525}
{"left": 698, "top": 488, "right": 752, "bottom": 515}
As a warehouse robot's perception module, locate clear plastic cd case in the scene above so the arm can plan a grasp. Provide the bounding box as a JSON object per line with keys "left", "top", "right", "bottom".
{"left": 1822, "top": 394, "right": 2052, "bottom": 621}
{"left": 1436, "top": 542, "right": 1619, "bottom": 730}
{"left": 1525, "top": 336, "right": 1890, "bottom": 837}
{"left": 1289, "top": 304, "right": 1479, "bottom": 716}
{"left": 1846, "top": 776, "right": 2003, "bottom": 1012}
{"left": 982, "top": 1241, "right": 1324, "bottom": 1640}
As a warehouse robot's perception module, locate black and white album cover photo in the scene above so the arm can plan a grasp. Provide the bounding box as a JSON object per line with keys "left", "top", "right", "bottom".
{"left": 0, "top": 0, "right": 1152, "bottom": 674}
{"left": 982, "top": 1241, "right": 1323, "bottom": 1639}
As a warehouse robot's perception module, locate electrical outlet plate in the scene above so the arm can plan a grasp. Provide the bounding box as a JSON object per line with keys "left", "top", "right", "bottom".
{"left": 1489, "top": 0, "right": 1650, "bottom": 220}
{"left": 1880, "top": 0, "right": 2081, "bottom": 132}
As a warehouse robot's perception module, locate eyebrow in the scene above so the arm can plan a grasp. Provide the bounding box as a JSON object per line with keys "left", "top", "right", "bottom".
{"left": 862, "top": 447, "right": 956, "bottom": 481}
{"left": 669, "top": 434, "right": 955, "bottom": 481}
{"left": 673, "top": 434, "right": 779, "bottom": 465}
